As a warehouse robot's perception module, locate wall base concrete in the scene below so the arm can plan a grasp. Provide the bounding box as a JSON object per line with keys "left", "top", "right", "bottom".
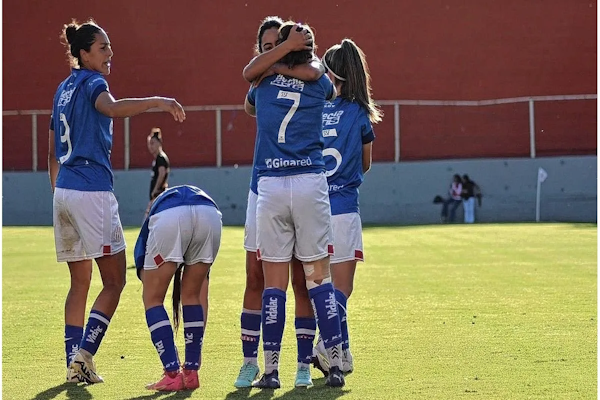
{"left": 3, "top": 156, "right": 596, "bottom": 226}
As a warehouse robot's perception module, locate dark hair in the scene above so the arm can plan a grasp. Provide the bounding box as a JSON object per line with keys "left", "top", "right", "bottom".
{"left": 148, "top": 127, "right": 163, "bottom": 144}
{"left": 255, "top": 16, "right": 284, "bottom": 54}
{"left": 462, "top": 174, "right": 470, "bottom": 182}
{"left": 172, "top": 264, "right": 183, "bottom": 334}
{"left": 323, "top": 39, "right": 383, "bottom": 123}
{"left": 61, "top": 19, "right": 103, "bottom": 68}
{"left": 276, "top": 22, "right": 315, "bottom": 68}
{"left": 453, "top": 174, "right": 462, "bottom": 183}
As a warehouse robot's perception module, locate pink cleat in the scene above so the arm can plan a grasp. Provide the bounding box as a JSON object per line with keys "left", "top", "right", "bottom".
{"left": 146, "top": 370, "right": 184, "bottom": 391}
{"left": 182, "top": 368, "right": 200, "bottom": 390}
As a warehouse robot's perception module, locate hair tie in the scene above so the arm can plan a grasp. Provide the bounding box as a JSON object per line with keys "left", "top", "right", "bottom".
{"left": 323, "top": 58, "right": 346, "bottom": 81}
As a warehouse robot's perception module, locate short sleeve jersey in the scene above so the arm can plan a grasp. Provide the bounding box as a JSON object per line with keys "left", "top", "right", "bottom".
{"left": 322, "top": 98, "right": 375, "bottom": 215}
{"left": 247, "top": 73, "right": 335, "bottom": 179}
{"left": 51, "top": 69, "right": 114, "bottom": 191}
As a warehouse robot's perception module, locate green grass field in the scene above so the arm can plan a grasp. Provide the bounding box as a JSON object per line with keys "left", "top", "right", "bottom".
{"left": 2, "top": 224, "right": 597, "bottom": 399}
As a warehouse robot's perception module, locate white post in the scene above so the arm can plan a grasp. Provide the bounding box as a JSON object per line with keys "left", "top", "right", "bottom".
{"left": 124, "top": 117, "right": 130, "bottom": 171}
{"left": 31, "top": 114, "right": 38, "bottom": 171}
{"left": 535, "top": 179, "right": 541, "bottom": 222}
{"left": 394, "top": 103, "right": 400, "bottom": 163}
{"left": 216, "top": 109, "right": 222, "bottom": 167}
{"left": 529, "top": 99, "right": 536, "bottom": 158}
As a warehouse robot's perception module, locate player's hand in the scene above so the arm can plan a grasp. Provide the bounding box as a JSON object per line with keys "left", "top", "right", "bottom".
{"left": 286, "top": 24, "right": 313, "bottom": 52}
{"left": 253, "top": 67, "right": 276, "bottom": 87}
{"left": 157, "top": 97, "right": 186, "bottom": 122}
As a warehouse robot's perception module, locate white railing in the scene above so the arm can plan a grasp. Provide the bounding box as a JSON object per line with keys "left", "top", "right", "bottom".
{"left": 3, "top": 94, "right": 596, "bottom": 171}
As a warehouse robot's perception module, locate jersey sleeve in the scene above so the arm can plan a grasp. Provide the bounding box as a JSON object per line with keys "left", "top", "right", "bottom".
{"left": 319, "top": 74, "right": 335, "bottom": 101}
{"left": 359, "top": 109, "right": 375, "bottom": 144}
{"left": 85, "top": 75, "right": 109, "bottom": 105}
{"left": 247, "top": 85, "right": 257, "bottom": 106}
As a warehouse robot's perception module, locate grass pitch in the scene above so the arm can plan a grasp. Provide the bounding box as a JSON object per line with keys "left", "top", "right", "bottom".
{"left": 2, "top": 223, "right": 597, "bottom": 399}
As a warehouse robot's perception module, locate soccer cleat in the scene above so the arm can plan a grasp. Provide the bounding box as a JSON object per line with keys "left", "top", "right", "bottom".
{"left": 294, "top": 365, "right": 313, "bottom": 387}
{"left": 342, "top": 349, "right": 354, "bottom": 374}
{"left": 182, "top": 368, "right": 199, "bottom": 390}
{"left": 146, "top": 370, "right": 185, "bottom": 391}
{"left": 234, "top": 363, "right": 260, "bottom": 388}
{"left": 252, "top": 370, "right": 280, "bottom": 389}
{"left": 70, "top": 352, "right": 104, "bottom": 384}
{"left": 311, "top": 340, "right": 330, "bottom": 377}
{"left": 325, "top": 366, "right": 345, "bottom": 387}
{"left": 66, "top": 367, "right": 85, "bottom": 383}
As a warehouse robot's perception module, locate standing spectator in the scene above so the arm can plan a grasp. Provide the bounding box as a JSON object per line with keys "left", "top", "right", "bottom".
{"left": 461, "top": 174, "right": 481, "bottom": 223}
{"left": 441, "top": 174, "right": 463, "bottom": 223}
{"left": 148, "top": 127, "right": 170, "bottom": 200}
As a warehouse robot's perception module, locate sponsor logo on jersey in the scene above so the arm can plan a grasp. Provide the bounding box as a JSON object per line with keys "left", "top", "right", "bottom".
{"left": 265, "top": 157, "right": 313, "bottom": 169}
{"left": 329, "top": 184, "right": 345, "bottom": 192}
{"left": 270, "top": 74, "right": 305, "bottom": 91}
{"left": 323, "top": 110, "right": 344, "bottom": 126}
{"left": 58, "top": 88, "right": 75, "bottom": 107}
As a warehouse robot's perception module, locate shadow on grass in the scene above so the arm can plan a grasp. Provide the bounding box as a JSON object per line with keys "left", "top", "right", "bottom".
{"left": 223, "top": 378, "right": 350, "bottom": 400}
{"left": 125, "top": 389, "right": 194, "bottom": 400}
{"left": 32, "top": 382, "right": 92, "bottom": 400}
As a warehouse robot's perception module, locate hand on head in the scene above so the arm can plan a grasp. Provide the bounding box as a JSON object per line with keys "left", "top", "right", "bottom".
{"left": 286, "top": 24, "right": 313, "bottom": 52}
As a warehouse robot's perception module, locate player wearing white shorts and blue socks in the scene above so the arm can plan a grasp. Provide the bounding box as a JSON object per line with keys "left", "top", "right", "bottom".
{"left": 311, "top": 39, "right": 383, "bottom": 377}
{"left": 135, "top": 185, "right": 222, "bottom": 392}
{"left": 49, "top": 19, "right": 185, "bottom": 384}
{"left": 236, "top": 16, "right": 324, "bottom": 389}
{"left": 246, "top": 21, "right": 345, "bottom": 388}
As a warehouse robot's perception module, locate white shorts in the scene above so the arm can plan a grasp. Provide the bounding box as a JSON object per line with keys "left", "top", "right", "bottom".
{"left": 143, "top": 205, "right": 222, "bottom": 270}
{"left": 243, "top": 190, "right": 258, "bottom": 252}
{"left": 53, "top": 188, "right": 126, "bottom": 262}
{"left": 256, "top": 173, "right": 333, "bottom": 263}
{"left": 330, "top": 212, "right": 364, "bottom": 264}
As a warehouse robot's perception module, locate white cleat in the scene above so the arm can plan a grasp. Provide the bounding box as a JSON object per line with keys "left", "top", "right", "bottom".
{"left": 70, "top": 351, "right": 104, "bottom": 384}
{"left": 66, "top": 367, "right": 85, "bottom": 383}
{"left": 342, "top": 349, "right": 354, "bottom": 374}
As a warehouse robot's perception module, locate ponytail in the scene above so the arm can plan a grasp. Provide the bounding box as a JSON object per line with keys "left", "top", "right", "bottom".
{"left": 172, "top": 264, "right": 183, "bottom": 333}
{"left": 324, "top": 39, "right": 383, "bottom": 124}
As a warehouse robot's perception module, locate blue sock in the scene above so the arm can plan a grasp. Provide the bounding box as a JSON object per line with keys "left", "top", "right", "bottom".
{"left": 182, "top": 305, "right": 204, "bottom": 370}
{"left": 145, "top": 306, "right": 179, "bottom": 372}
{"left": 335, "top": 289, "right": 349, "bottom": 350}
{"left": 241, "top": 309, "right": 261, "bottom": 364}
{"left": 295, "top": 317, "right": 316, "bottom": 365}
{"left": 65, "top": 325, "right": 83, "bottom": 367}
{"left": 80, "top": 310, "right": 110, "bottom": 356}
{"left": 262, "top": 288, "right": 286, "bottom": 374}
{"left": 309, "top": 283, "right": 342, "bottom": 349}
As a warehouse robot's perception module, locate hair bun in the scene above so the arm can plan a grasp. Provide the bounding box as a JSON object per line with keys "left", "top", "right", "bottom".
{"left": 65, "top": 25, "right": 78, "bottom": 45}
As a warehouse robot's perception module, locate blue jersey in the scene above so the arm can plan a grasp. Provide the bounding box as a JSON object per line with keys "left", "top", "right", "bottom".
{"left": 248, "top": 74, "right": 335, "bottom": 179}
{"left": 323, "top": 98, "right": 375, "bottom": 215}
{"left": 51, "top": 69, "right": 114, "bottom": 191}
{"left": 134, "top": 185, "right": 219, "bottom": 274}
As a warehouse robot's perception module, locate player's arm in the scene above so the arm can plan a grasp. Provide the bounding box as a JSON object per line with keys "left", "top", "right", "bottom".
{"left": 271, "top": 59, "right": 325, "bottom": 81}
{"left": 244, "top": 97, "right": 256, "bottom": 117}
{"left": 48, "top": 129, "right": 59, "bottom": 192}
{"left": 242, "top": 25, "right": 312, "bottom": 82}
{"left": 362, "top": 142, "right": 373, "bottom": 173}
{"left": 94, "top": 92, "right": 186, "bottom": 122}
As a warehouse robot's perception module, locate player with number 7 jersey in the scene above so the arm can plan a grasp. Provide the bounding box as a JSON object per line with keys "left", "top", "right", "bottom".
{"left": 245, "top": 21, "right": 345, "bottom": 389}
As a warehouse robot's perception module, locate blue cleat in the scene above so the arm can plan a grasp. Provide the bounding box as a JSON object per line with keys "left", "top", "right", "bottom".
{"left": 294, "top": 365, "right": 313, "bottom": 387}
{"left": 325, "top": 366, "right": 345, "bottom": 387}
{"left": 234, "top": 363, "right": 260, "bottom": 388}
{"left": 252, "top": 370, "right": 280, "bottom": 389}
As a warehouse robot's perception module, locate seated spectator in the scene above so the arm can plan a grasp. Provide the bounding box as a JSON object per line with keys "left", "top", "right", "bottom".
{"left": 441, "top": 174, "right": 463, "bottom": 223}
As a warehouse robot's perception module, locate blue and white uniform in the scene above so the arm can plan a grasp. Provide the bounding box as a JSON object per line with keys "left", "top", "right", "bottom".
{"left": 247, "top": 73, "right": 336, "bottom": 262}
{"left": 322, "top": 98, "right": 375, "bottom": 263}
{"left": 134, "top": 185, "right": 222, "bottom": 278}
{"left": 51, "top": 68, "right": 125, "bottom": 262}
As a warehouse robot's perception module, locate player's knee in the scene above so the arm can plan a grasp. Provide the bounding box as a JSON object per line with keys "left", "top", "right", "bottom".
{"left": 303, "top": 263, "right": 332, "bottom": 290}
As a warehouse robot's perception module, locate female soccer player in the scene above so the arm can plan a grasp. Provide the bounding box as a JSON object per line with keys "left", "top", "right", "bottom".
{"left": 49, "top": 19, "right": 185, "bottom": 384}
{"left": 235, "top": 16, "right": 326, "bottom": 389}
{"left": 245, "top": 21, "right": 345, "bottom": 388}
{"left": 134, "top": 185, "right": 222, "bottom": 391}
{"left": 311, "top": 38, "right": 382, "bottom": 377}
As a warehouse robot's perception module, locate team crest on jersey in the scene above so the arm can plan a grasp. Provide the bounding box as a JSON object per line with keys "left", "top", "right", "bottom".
{"left": 57, "top": 88, "right": 75, "bottom": 107}
{"left": 270, "top": 74, "right": 305, "bottom": 91}
{"left": 323, "top": 110, "right": 344, "bottom": 126}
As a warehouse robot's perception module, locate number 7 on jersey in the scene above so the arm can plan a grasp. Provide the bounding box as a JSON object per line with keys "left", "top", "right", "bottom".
{"left": 276, "top": 90, "right": 301, "bottom": 143}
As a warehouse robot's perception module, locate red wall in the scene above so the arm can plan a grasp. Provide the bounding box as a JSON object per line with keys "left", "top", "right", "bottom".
{"left": 3, "top": 1, "right": 596, "bottom": 170}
